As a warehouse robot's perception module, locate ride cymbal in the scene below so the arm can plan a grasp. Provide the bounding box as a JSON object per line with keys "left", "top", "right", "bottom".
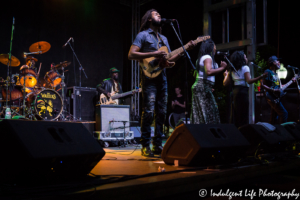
{"left": 0, "top": 54, "right": 20, "bottom": 67}
{"left": 29, "top": 41, "right": 51, "bottom": 54}
{"left": 55, "top": 61, "right": 71, "bottom": 70}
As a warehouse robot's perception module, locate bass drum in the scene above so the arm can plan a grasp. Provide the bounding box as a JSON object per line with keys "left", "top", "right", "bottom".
{"left": 27, "top": 89, "right": 63, "bottom": 120}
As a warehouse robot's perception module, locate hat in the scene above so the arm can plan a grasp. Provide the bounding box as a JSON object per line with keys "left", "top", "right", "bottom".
{"left": 268, "top": 55, "right": 281, "bottom": 63}
{"left": 109, "top": 67, "right": 120, "bottom": 74}
{"left": 25, "top": 56, "right": 38, "bottom": 63}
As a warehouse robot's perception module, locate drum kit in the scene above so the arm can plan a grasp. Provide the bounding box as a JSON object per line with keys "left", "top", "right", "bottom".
{"left": 0, "top": 41, "right": 72, "bottom": 121}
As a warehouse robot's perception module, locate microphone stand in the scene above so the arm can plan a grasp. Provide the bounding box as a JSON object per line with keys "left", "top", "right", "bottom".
{"left": 65, "top": 40, "right": 88, "bottom": 121}
{"left": 169, "top": 21, "right": 195, "bottom": 124}
{"left": 223, "top": 55, "right": 239, "bottom": 124}
{"left": 6, "top": 17, "right": 15, "bottom": 113}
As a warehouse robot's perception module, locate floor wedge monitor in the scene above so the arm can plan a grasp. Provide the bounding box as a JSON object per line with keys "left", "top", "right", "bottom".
{"left": 162, "top": 124, "right": 250, "bottom": 166}
{"left": 0, "top": 119, "right": 105, "bottom": 183}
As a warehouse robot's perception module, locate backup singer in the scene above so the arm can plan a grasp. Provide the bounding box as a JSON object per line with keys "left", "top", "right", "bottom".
{"left": 223, "top": 51, "right": 267, "bottom": 128}
{"left": 128, "top": 9, "right": 194, "bottom": 157}
{"left": 191, "top": 39, "right": 227, "bottom": 124}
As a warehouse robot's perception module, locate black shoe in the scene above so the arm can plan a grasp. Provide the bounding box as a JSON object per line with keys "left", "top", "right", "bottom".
{"left": 141, "top": 146, "right": 154, "bottom": 157}
{"left": 152, "top": 146, "right": 163, "bottom": 155}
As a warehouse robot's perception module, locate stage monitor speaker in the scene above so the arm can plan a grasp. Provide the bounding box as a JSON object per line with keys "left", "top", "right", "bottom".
{"left": 0, "top": 120, "right": 105, "bottom": 183}
{"left": 238, "top": 124, "right": 295, "bottom": 153}
{"left": 281, "top": 123, "right": 300, "bottom": 141}
{"left": 95, "top": 105, "right": 130, "bottom": 132}
{"left": 161, "top": 124, "right": 250, "bottom": 166}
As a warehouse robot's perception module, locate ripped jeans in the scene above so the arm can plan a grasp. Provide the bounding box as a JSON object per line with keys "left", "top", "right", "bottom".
{"left": 140, "top": 74, "right": 168, "bottom": 147}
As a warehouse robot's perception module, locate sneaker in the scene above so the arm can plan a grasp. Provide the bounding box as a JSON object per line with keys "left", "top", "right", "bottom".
{"left": 141, "top": 146, "right": 154, "bottom": 157}
{"left": 152, "top": 146, "right": 163, "bottom": 155}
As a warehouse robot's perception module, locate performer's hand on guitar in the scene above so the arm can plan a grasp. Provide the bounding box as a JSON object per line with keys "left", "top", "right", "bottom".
{"left": 292, "top": 77, "right": 297, "bottom": 83}
{"left": 186, "top": 40, "right": 196, "bottom": 50}
{"left": 158, "top": 57, "right": 175, "bottom": 68}
{"left": 152, "top": 50, "right": 167, "bottom": 58}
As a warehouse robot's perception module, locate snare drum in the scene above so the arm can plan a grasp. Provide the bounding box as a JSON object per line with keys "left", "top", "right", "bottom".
{"left": 26, "top": 88, "right": 63, "bottom": 120}
{"left": 19, "top": 65, "right": 37, "bottom": 88}
{"left": 44, "top": 70, "right": 61, "bottom": 88}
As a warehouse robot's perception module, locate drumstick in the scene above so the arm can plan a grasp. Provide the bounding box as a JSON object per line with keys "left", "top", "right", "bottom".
{"left": 37, "top": 62, "right": 42, "bottom": 75}
{"left": 36, "top": 63, "right": 42, "bottom": 85}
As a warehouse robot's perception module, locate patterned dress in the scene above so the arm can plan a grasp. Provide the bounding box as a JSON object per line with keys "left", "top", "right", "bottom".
{"left": 191, "top": 78, "right": 220, "bottom": 124}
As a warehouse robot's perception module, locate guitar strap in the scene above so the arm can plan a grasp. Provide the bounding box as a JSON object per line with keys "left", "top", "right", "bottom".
{"left": 151, "top": 34, "right": 165, "bottom": 49}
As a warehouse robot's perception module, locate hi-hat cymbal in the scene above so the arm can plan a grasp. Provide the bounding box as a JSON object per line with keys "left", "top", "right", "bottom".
{"left": 55, "top": 61, "right": 71, "bottom": 70}
{"left": 29, "top": 41, "right": 51, "bottom": 54}
{"left": 0, "top": 54, "right": 20, "bottom": 67}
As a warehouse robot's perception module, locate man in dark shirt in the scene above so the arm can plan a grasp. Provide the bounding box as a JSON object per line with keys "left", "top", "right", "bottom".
{"left": 172, "top": 87, "right": 185, "bottom": 126}
{"left": 128, "top": 9, "right": 194, "bottom": 157}
{"left": 96, "top": 67, "right": 123, "bottom": 105}
{"left": 261, "top": 56, "right": 295, "bottom": 124}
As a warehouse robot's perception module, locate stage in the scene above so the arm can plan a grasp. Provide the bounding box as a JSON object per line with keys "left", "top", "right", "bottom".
{"left": 1, "top": 143, "right": 300, "bottom": 200}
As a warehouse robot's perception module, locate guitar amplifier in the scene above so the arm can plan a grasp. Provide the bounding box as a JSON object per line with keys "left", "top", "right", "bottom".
{"left": 67, "top": 87, "right": 97, "bottom": 121}
{"left": 95, "top": 105, "right": 130, "bottom": 132}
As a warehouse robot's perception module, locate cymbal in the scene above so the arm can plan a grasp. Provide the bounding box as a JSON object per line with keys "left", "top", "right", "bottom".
{"left": 55, "top": 61, "right": 71, "bottom": 70}
{"left": 0, "top": 54, "right": 20, "bottom": 67}
{"left": 29, "top": 41, "right": 51, "bottom": 54}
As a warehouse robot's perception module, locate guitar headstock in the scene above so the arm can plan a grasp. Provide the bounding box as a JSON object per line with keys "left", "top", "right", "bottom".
{"left": 195, "top": 35, "right": 211, "bottom": 43}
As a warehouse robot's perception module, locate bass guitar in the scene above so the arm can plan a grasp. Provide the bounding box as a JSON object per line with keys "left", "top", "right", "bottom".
{"left": 266, "top": 74, "right": 299, "bottom": 104}
{"left": 140, "top": 35, "right": 211, "bottom": 78}
{"left": 99, "top": 88, "right": 142, "bottom": 105}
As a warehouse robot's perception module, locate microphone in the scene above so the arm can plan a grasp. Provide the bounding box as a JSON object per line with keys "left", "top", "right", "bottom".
{"left": 287, "top": 65, "right": 298, "bottom": 69}
{"left": 250, "top": 62, "right": 261, "bottom": 69}
{"left": 62, "top": 37, "right": 73, "bottom": 48}
{"left": 161, "top": 18, "right": 176, "bottom": 24}
{"left": 216, "top": 51, "right": 229, "bottom": 55}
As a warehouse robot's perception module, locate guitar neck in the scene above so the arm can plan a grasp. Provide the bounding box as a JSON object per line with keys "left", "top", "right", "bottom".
{"left": 111, "top": 91, "right": 133, "bottom": 100}
{"left": 281, "top": 76, "right": 297, "bottom": 91}
{"left": 166, "top": 36, "right": 209, "bottom": 59}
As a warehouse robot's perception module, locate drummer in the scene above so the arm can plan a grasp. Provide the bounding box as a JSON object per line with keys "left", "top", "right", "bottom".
{"left": 22, "top": 55, "right": 38, "bottom": 70}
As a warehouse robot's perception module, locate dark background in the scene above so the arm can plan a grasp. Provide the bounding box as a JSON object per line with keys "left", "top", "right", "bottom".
{"left": 0, "top": 0, "right": 297, "bottom": 122}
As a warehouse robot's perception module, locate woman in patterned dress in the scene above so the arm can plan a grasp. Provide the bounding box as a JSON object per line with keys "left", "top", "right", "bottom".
{"left": 191, "top": 39, "right": 228, "bottom": 124}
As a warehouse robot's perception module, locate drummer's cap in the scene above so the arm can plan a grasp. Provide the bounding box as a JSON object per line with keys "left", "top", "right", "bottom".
{"left": 109, "top": 67, "right": 120, "bottom": 74}
{"left": 26, "top": 56, "right": 38, "bottom": 63}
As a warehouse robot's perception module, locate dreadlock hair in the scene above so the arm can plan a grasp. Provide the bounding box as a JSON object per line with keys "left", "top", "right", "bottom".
{"left": 230, "top": 51, "right": 247, "bottom": 71}
{"left": 195, "top": 39, "right": 215, "bottom": 70}
{"left": 139, "top": 9, "right": 162, "bottom": 33}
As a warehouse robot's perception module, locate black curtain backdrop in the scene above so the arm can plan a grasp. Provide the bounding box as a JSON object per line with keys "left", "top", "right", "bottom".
{"left": 1, "top": 0, "right": 297, "bottom": 122}
{"left": 0, "top": 0, "right": 131, "bottom": 89}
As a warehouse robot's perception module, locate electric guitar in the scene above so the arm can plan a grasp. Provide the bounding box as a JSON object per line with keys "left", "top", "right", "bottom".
{"left": 140, "top": 35, "right": 211, "bottom": 78}
{"left": 266, "top": 74, "right": 299, "bottom": 104}
{"left": 99, "top": 88, "right": 142, "bottom": 105}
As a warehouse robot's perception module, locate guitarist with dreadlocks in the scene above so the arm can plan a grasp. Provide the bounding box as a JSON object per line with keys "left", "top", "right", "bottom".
{"left": 128, "top": 9, "right": 195, "bottom": 157}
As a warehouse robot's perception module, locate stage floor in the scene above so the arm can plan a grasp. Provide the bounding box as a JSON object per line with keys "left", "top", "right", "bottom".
{"left": 2, "top": 144, "right": 300, "bottom": 200}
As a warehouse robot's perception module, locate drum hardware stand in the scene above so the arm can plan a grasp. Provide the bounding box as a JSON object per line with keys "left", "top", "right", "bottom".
{"left": 64, "top": 39, "right": 88, "bottom": 121}
{"left": 5, "top": 17, "right": 15, "bottom": 112}
{"left": 110, "top": 120, "right": 129, "bottom": 147}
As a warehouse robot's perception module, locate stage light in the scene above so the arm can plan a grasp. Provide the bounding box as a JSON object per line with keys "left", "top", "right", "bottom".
{"left": 278, "top": 64, "right": 287, "bottom": 79}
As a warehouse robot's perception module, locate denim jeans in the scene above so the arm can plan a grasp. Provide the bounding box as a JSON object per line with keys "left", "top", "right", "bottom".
{"left": 140, "top": 73, "right": 167, "bottom": 147}
{"left": 266, "top": 99, "right": 288, "bottom": 124}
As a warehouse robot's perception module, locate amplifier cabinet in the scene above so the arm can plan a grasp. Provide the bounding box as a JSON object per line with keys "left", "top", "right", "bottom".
{"left": 95, "top": 105, "right": 130, "bottom": 132}
{"left": 67, "top": 87, "right": 97, "bottom": 121}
